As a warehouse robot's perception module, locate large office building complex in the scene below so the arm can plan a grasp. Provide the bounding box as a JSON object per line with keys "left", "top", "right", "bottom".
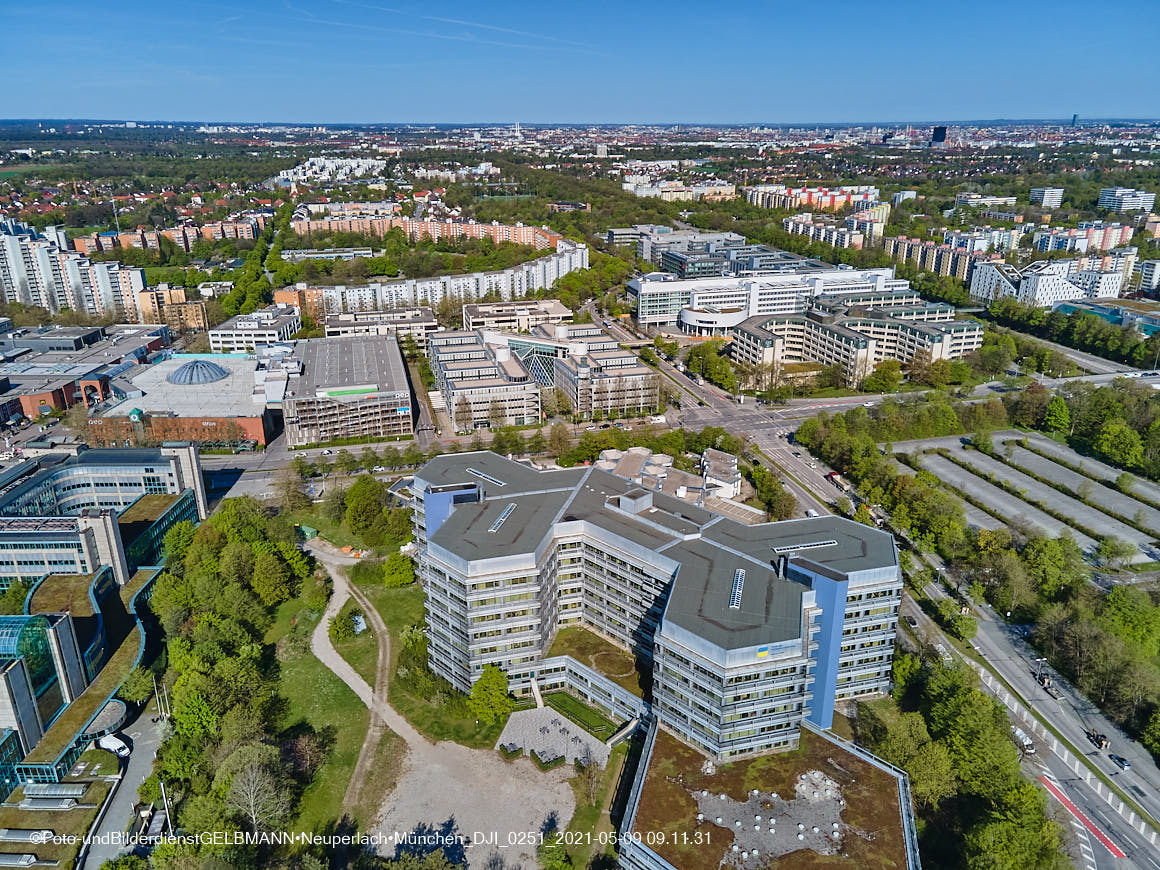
{"left": 462, "top": 300, "right": 572, "bottom": 333}
{"left": 954, "top": 192, "right": 1017, "bottom": 208}
{"left": 430, "top": 332, "right": 542, "bottom": 431}
{"left": 0, "top": 444, "right": 207, "bottom": 589}
{"left": 0, "top": 323, "right": 170, "bottom": 419}
{"left": 629, "top": 267, "right": 912, "bottom": 331}
{"left": 322, "top": 308, "right": 440, "bottom": 350}
{"left": 0, "top": 221, "right": 146, "bottom": 319}
{"left": 282, "top": 336, "right": 413, "bottom": 447}
{"left": 412, "top": 452, "right": 902, "bottom": 760}
{"left": 970, "top": 260, "right": 1123, "bottom": 307}
{"left": 208, "top": 304, "right": 302, "bottom": 352}
{"left": 730, "top": 300, "right": 983, "bottom": 387}
{"left": 430, "top": 324, "right": 658, "bottom": 430}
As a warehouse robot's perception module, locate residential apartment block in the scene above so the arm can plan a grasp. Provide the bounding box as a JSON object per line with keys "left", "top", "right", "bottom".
{"left": 746, "top": 185, "right": 880, "bottom": 211}
{"left": 462, "top": 300, "right": 572, "bottom": 333}
{"left": 136, "top": 284, "right": 208, "bottom": 333}
{"left": 1030, "top": 187, "right": 1064, "bottom": 208}
{"left": 1099, "top": 187, "right": 1156, "bottom": 213}
{"left": 942, "top": 226, "right": 1030, "bottom": 253}
{"left": 279, "top": 241, "right": 587, "bottom": 314}
{"left": 621, "top": 177, "right": 736, "bottom": 201}
{"left": 1033, "top": 222, "right": 1135, "bottom": 253}
{"left": 882, "top": 235, "right": 1004, "bottom": 281}
{"left": 782, "top": 214, "right": 864, "bottom": 249}
{"left": 0, "top": 221, "right": 145, "bottom": 318}
{"left": 1139, "top": 260, "right": 1160, "bottom": 291}
{"left": 290, "top": 215, "right": 563, "bottom": 249}
{"left": 411, "top": 452, "right": 902, "bottom": 760}
{"left": 730, "top": 300, "right": 982, "bottom": 387}
{"left": 208, "top": 303, "right": 301, "bottom": 352}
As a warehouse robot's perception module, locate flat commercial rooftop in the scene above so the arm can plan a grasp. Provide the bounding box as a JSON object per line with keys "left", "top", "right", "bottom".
{"left": 103, "top": 355, "right": 265, "bottom": 419}
{"left": 417, "top": 451, "right": 586, "bottom": 493}
{"left": 664, "top": 538, "right": 804, "bottom": 647}
{"left": 420, "top": 455, "right": 898, "bottom": 651}
{"left": 293, "top": 335, "right": 410, "bottom": 399}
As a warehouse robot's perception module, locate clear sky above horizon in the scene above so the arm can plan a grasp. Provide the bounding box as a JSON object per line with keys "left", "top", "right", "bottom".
{"left": 5, "top": 0, "right": 1158, "bottom": 125}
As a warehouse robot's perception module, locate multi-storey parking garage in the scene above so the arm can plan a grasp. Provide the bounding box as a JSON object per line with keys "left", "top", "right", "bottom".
{"left": 412, "top": 452, "right": 901, "bottom": 760}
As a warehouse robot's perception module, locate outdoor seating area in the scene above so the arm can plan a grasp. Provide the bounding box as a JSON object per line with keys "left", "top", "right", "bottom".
{"left": 496, "top": 707, "right": 611, "bottom": 768}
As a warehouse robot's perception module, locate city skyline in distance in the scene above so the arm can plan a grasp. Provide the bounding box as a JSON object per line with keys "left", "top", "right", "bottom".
{"left": 4, "top": 0, "right": 1159, "bottom": 124}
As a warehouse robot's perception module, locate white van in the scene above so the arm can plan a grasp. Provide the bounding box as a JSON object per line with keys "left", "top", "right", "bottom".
{"left": 98, "top": 734, "right": 130, "bottom": 757}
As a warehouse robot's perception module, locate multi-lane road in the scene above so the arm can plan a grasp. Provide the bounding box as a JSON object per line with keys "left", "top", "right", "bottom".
{"left": 904, "top": 585, "right": 1158, "bottom": 870}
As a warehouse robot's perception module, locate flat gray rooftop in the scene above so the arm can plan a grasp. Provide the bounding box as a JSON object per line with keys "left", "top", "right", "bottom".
{"left": 416, "top": 451, "right": 586, "bottom": 495}
{"left": 664, "top": 538, "right": 804, "bottom": 647}
{"left": 418, "top": 455, "right": 898, "bottom": 650}
{"left": 430, "top": 489, "right": 574, "bottom": 561}
{"left": 295, "top": 335, "right": 409, "bottom": 397}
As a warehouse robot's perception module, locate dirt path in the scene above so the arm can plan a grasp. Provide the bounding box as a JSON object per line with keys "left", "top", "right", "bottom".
{"left": 306, "top": 542, "right": 575, "bottom": 869}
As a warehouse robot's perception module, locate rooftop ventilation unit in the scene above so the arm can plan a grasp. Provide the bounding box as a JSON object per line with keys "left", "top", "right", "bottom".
{"left": 488, "top": 503, "right": 516, "bottom": 533}
{"left": 728, "top": 569, "right": 746, "bottom": 609}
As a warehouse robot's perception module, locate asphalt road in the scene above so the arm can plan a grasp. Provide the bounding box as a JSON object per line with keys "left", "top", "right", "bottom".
{"left": 902, "top": 591, "right": 1154, "bottom": 870}
{"left": 82, "top": 699, "right": 168, "bottom": 869}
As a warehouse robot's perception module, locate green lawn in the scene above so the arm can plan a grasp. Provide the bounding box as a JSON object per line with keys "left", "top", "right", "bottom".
{"left": 267, "top": 594, "right": 370, "bottom": 833}
{"left": 561, "top": 740, "right": 629, "bottom": 867}
{"left": 0, "top": 781, "right": 110, "bottom": 866}
{"left": 543, "top": 692, "right": 621, "bottom": 740}
{"left": 332, "top": 599, "right": 378, "bottom": 686}
{"left": 547, "top": 625, "right": 647, "bottom": 697}
{"left": 288, "top": 507, "right": 362, "bottom": 550}
{"left": 0, "top": 164, "right": 60, "bottom": 178}
{"left": 346, "top": 573, "right": 506, "bottom": 749}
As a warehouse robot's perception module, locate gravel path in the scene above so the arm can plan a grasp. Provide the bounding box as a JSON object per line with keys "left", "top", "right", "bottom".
{"left": 308, "top": 544, "right": 575, "bottom": 869}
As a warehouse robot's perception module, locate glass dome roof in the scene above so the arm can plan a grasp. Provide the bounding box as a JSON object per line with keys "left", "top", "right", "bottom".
{"left": 166, "top": 359, "right": 230, "bottom": 386}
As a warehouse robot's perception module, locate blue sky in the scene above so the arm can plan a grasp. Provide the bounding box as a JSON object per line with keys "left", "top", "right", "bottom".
{"left": 4, "top": 0, "right": 1158, "bottom": 124}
